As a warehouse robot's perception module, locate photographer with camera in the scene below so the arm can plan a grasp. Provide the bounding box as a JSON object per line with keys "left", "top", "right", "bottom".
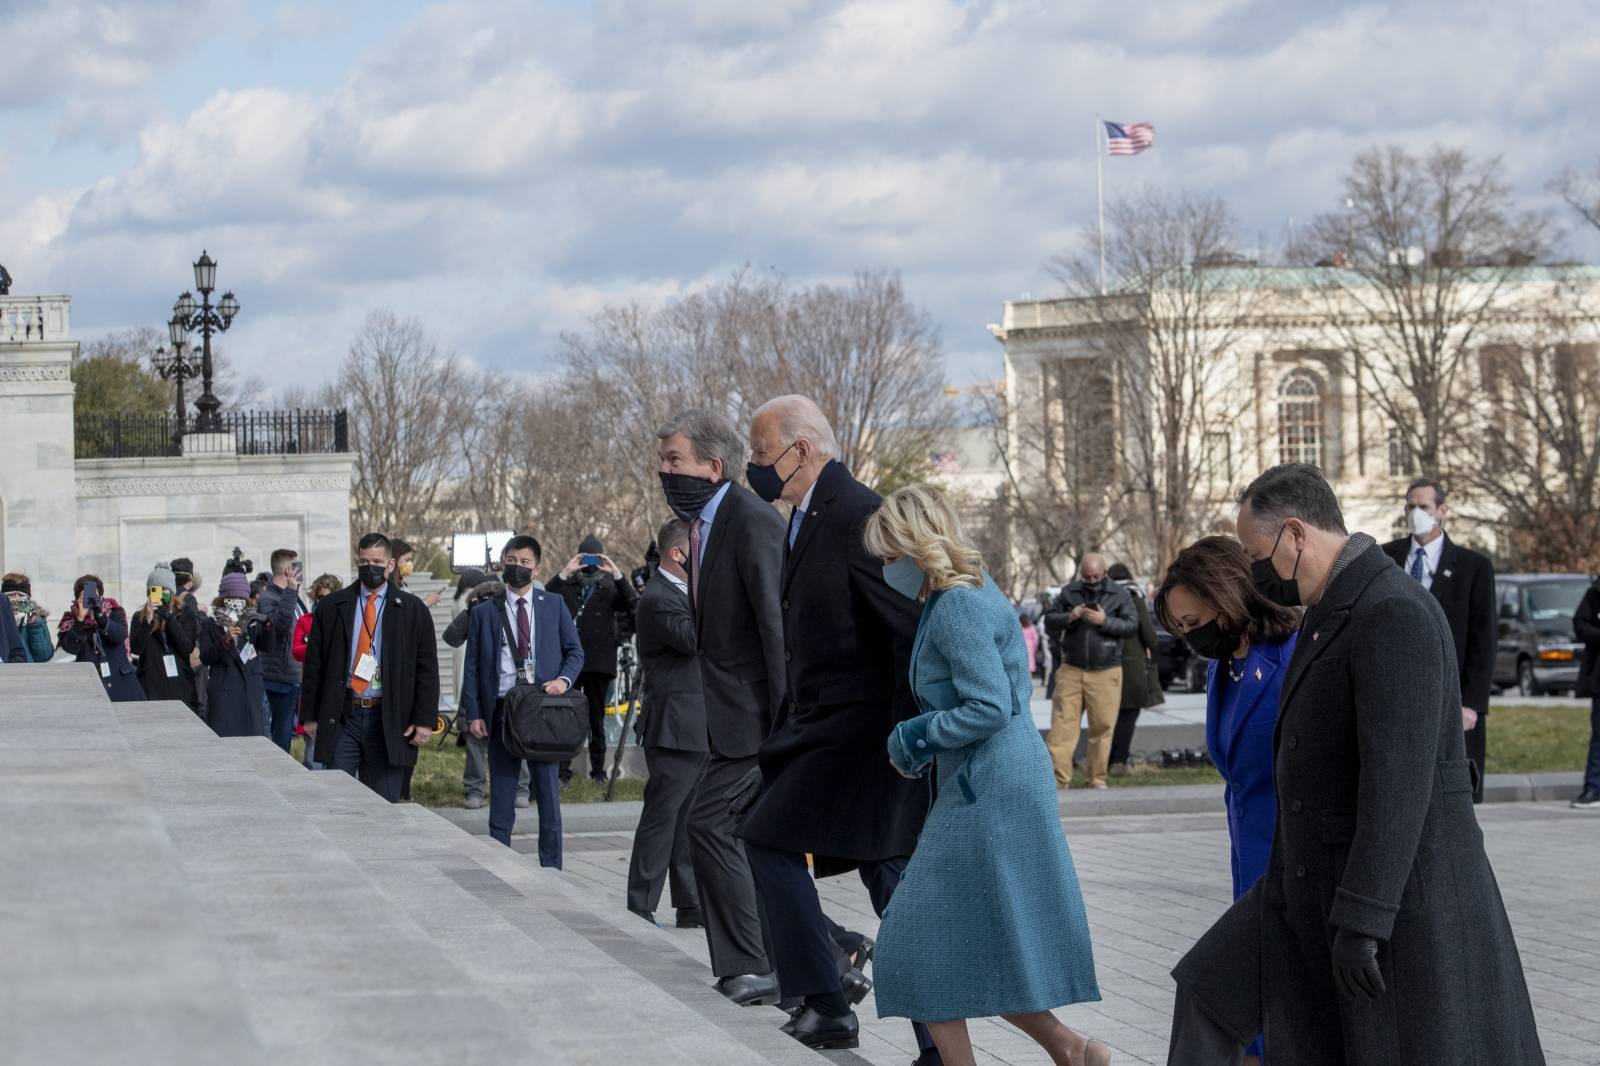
{"left": 57, "top": 573, "right": 144, "bottom": 701}
{"left": 1043, "top": 553, "right": 1137, "bottom": 790}
{"left": 547, "top": 534, "right": 638, "bottom": 785}
{"left": 198, "top": 570, "right": 273, "bottom": 737}
{"left": 130, "top": 562, "right": 198, "bottom": 706}
{"left": 2, "top": 573, "right": 54, "bottom": 662}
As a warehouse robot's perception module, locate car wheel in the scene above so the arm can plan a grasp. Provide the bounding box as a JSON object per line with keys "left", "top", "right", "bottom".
{"left": 1516, "top": 658, "right": 1538, "bottom": 698}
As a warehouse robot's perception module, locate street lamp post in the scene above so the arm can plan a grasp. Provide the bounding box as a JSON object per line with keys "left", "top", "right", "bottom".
{"left": 170, "top": 250, "right": 240, "bottom": 433}
{"left": 152, "top": 316, "right": 201, "bottom": 453}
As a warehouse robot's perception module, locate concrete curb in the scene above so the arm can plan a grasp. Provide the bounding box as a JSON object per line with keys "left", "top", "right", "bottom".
{"left": 430, "top": 772, "right": 1588, "bottom": 835}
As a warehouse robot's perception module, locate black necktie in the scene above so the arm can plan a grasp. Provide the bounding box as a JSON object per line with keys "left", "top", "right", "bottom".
{"left": 516, "top": 597, "right": 530, "bottom": 661}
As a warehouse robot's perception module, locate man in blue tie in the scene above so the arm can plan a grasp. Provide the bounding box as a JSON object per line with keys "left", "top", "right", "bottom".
{"left": 461, "top": 535, "right": 584, "bottom": 866}
{"left": 1381, "top": 478, "right": 1496, "bottom": 803}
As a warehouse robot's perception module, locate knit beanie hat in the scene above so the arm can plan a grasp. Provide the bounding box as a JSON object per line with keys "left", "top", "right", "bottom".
{"left": 0, "top": 575, "right": 28, "bottom": 596}
{"left": 218, "top": 571, "right": 252, "bottom": 599}
{"left": 146, "top": 562, "right": 176, "bottom": 593}
{"left": 578, "top": 533, "right": 604, "bottom": 555}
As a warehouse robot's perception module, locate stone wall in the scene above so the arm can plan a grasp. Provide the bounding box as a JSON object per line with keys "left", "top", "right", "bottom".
{"left": 74, "top": 451, "right": 355, "bottom": 603}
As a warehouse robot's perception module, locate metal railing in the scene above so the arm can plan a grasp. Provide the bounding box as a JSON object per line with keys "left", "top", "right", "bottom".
{"left": 74, "top": 409, "right": 349, "bottom": 459}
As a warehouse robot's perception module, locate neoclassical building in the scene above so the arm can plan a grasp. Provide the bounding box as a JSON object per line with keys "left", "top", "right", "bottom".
{"left": 987, "top": 266, "right": 1600, "bottom": 586}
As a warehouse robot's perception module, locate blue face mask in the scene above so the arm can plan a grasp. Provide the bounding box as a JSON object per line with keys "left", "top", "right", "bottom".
{"left": 882, "top": 556, "right": 926, "bottom": 600}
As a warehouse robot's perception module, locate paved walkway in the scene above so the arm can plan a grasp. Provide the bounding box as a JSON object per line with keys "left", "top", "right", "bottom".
{"left": 546, "top": 803, "right": 1600, "bottom": 1065}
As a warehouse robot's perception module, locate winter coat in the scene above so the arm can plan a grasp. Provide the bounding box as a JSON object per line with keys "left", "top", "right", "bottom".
{"left": 57, "top": 599, "right": 144, "bottom": 702}
{"left": 1043, "top": 579, "right": 1137, "bottom": 671}
{"left": 130, "top": 605, "right": 199, "bottom": 707}
{"left": 1114, "top": 579, "right": 1159, "bottom": 709}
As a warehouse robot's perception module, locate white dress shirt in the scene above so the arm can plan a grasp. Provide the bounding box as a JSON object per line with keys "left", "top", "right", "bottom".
{"left": 789, "top": 479, "right": 818, "bottom": 548}
{"left": 1408, "top": 534, "right": 1446, "bottom": 591}
{"left": 496, "top": 588, "right": 535, "bottom": 698}
{"left": 656, "top": 567, "right": 688, "bottom": 595}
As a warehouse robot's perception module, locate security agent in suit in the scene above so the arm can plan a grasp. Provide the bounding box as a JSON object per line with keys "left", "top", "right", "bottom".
{"left": 301, "top": 533, "right": 440, "bottom": 803}
{"left": 461, "top": 536, "right": 584, "bottom": 867}
{"left": 656, "top": 408, "right": 785, "bottom": 1006}
{"left": 625, "top": 519, "right": 706, "bottom": 926}
{"left": 728, "top": 396, "right": 935, "bottom": 1056}
{"left": 1166, "top": 465, "right": 1542, "bottom": 1066}
{"left": 1380, "top": 478, "right": 1496, "bottom": 803}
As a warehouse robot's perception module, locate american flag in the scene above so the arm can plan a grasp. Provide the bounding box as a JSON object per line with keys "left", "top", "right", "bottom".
{"left": 1104, "top": 120, "right": 1155, "bottom": 156}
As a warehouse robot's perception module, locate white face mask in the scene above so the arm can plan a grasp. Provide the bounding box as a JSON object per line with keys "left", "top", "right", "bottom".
{"left": 1409, "top": 507, "right": 1438, "bottom": 538}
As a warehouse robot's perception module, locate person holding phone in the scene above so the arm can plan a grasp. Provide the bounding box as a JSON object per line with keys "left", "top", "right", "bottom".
{"left": 131, "top": 562, "right": 199, "bottom": 706}
{"left": 258, "top": 548, "right": 309, "bottom": 751}
{"left": 547, "top": 534, "right": 639, "bottom": 784}
{"left": 2, "top": 573, "right": 54, "bottom": 662}
{"left": 57, "top": 574, "right": 143, "bottom": 701}
{"left": 199, "top": 571, "right": 273, "bottom": 737}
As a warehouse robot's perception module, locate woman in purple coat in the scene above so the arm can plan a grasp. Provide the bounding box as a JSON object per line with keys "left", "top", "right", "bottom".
{"left": 1155, "top": 536, "right": 1299, "bottom": 1066}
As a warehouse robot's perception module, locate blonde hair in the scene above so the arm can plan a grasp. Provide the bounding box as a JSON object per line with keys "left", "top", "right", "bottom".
{"left": 862, "top": 483, "right": 984, "bottom": 593}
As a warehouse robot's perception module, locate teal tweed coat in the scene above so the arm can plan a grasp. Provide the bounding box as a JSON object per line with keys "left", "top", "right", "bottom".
{"left": 874, "top": 575, "right": 1101, "bottom": 1022}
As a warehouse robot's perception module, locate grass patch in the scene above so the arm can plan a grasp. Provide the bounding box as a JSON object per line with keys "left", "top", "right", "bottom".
{"left": 1485, "top": 704, "right": 1590, "bottom": 774}
{"left": 290, "top": 737, "right": 648, "bottom": 807}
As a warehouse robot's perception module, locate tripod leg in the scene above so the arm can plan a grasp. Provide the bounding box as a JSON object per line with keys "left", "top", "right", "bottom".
{"left": 606, "top": 660, "right": 639, "bottom": 802}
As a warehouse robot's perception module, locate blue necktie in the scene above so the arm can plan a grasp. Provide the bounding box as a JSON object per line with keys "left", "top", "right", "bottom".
{"left": 789, "top": 509, "right": 802, "bottom": 549}
{"left": 1409, "top": 548, "right": 1426, "bottom": 582}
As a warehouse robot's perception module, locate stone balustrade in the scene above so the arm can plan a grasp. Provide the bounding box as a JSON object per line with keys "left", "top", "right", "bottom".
{"left": 0, "top": 294, "right": 71, "bottom": 342}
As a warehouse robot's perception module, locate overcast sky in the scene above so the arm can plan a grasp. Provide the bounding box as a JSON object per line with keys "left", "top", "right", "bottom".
{"left": 3, "top": 0, "right": 1598, "bottom": 392}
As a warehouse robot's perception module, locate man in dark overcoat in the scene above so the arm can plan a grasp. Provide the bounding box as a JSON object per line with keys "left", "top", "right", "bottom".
{"left": 1165, "top": 464, "right": 1543, "bottom": 1065}
{"left": 1379, "top": 477, "right": 1496, "bottom": 803}
{"left": 731, "top": 396, "right": 934, "bottom": 1058}
{"left": 546, "top": 533, "right": 639, "bottom": 784}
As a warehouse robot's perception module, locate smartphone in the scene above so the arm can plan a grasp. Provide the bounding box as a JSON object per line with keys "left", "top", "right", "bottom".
{"left": 82, "top": 579, "right": 100, "bottom": 603}
{"left": 291, "top": 559, "right": 305, "bottom": 581}
{"left": 582, "top": 554, "right": 602, "bottom": 568}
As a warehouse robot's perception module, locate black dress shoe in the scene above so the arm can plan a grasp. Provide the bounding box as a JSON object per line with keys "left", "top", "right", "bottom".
{"left": 841, "top": 967, "right": 873, "bottom": 1006}
{"left": 786, "top": 1006, "right": 859, "bottom": 1050}
{"left": 626, "top": 907, "right": 656, "bottom": 926}
{"left": 911, "top": 1051, "right": 945, "bottom": 1066}
{"left": 714, "top": 972, "right": 780, "bottom": 1007}
{"left": 847, "top": 933, "right": 875, "bottom": 970}
{"left": 675, "top": 908, "right": 705, "bottom": 929}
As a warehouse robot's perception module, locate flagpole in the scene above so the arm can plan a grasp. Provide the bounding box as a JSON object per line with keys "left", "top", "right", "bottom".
{"left": 1095, "top": 114, "right": 1105, "bottom": 296}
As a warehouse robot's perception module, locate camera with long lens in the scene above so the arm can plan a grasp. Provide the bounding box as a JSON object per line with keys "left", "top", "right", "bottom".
{"left": 222, "top": 547, "right": 254, "bottom": 577}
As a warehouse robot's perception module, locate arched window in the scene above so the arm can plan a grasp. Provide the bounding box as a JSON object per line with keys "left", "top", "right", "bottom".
{"left": 1277, "top": 369, "right": 1324, "bottom": 467}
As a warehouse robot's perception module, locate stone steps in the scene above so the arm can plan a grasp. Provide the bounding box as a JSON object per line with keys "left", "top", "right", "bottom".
{"left": 3, "top": 663, "right": 819, "bottom": 1064}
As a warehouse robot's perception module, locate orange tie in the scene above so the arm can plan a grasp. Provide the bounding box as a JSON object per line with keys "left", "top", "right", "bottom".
{"left": 350, "top": 593, "right": 378, "bottom": 694}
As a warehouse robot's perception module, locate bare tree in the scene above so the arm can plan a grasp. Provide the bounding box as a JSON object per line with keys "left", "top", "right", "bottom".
{"left": 1554, "top": 162, "right": 1600, "bottom": 235}
{"left": 1043, "top": 187, "right": 1263, "bottom": 575}
{"left": 1463, "top": 280, "right": 1600, "bottom": 571}
{"left": 339, "top": 310, "right": 468, "bottom": 543}
{"left": 1301, "top": 146, "right": 1548, "bottom": 479}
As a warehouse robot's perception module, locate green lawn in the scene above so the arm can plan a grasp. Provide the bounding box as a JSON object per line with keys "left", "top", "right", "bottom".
{"left": 290, "top": 703, "right": 1588, "bottom": 809}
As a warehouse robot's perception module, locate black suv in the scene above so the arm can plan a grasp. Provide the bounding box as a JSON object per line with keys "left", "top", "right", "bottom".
{"left": 1493, "top": 574, "right": 1589, "bottom": 696}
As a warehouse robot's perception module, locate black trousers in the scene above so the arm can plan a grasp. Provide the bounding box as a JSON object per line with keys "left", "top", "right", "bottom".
{"left": 1166, "top": 984, "right": 1245, "bottom": 1066}
{"left": 687, "top": 752, "right": 770, "bottom": 977}
{"left": 331, "top": 704, "right": 406, "bottom": 803}
{"left": 561, "top": 672, "right": 611, "bottom": 778}
{"left": 744, "top": 844, "right": 935, "bottom": 1054}
{"left": 627, "top": 746, "right": 704, "bottom": 915}
{"left": 1110, "top": 705, "right": 1141, "bottom": 765}
{"left": 1465, "top": 711, "right": 1488, "bottom": 804}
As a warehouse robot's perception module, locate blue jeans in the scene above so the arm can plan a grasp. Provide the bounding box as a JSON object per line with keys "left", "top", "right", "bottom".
{"left": 263, "top": 681, "right": 300, "bottom": 752}
{"left": 486, "top": 702, "right": 562, "bottom": 867}
{"left": 332, "top": 704, "right": 406, "bottom": 803}
{"left": 1587, "top": 698, "right": 1600, "bottom": 793}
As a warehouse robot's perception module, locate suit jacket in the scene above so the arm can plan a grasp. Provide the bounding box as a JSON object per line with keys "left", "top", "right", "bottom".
{"left": 1381, "top": 534, "right": 1496, "bottom": 714}
{"left": 546, "top": 571, "right": 637, "bottom": 677}
{"left": 689, "top": 480, "right": 788, "bottom": 758}
{"left": 459, "top": 588, "right": 583, "bottom": 726}
{"left": 300, "top": 582, "right": 440, "bottom": 767}
{"left": 635, "top": 575, "right": 707, "bottom": 753}
{"left": 1173, "top": 542, "right": 1543, "bottom": 1063}
{"left": 736, "top": 460, "right": 929, "bottom": 873}
{"left": 1204, "top": 634, "right": 1295, "bottom": 899}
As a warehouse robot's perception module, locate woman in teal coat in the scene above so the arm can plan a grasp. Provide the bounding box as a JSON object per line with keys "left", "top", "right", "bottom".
{"left": 864, "top": 485, "right": 1110, "bottom": 1066}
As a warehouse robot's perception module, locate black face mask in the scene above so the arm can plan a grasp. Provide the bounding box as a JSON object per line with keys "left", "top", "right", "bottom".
{"left": 358, "top": 563, "right": 388, "bottom": 591}
{"left": 501, "top": 563, "right": 533, "bottom": 590}
{"left": 1185, "top": 620, "right": 1240, "bottom": 661}
{"left": 746, "top": 442, "right": 800, "bottom": 504}
{"left": 1251, "top": 524, "right": 1302, "bottom": 607}
{"left": 659, "top": 471, "right": 722, "bottom": 521}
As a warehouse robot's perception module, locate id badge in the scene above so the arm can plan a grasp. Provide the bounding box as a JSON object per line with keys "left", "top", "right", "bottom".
{"left": 99, "top": 661, "right": 111, "bottom": 678}
{"left": 518, "top": 659, "right": 537, "bottom": 686}
{"left": 163, "top": 654, "right": 179, "bottom": 678}
{"left": 239, "top": 643, "right": 257, "bottom": 666}
{"left": 354, "top": 652, "right": 377, "bottom": 682}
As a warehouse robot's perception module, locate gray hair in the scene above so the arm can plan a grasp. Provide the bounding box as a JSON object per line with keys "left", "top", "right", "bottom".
{"left": 752, "top": 395, "right": 838, "bottom": 459}
{"left": 657, "top": 408, "right": 746, "bottom": 476}
{"left": 1239, "top": 463, "right": 1348, "bottom": 535}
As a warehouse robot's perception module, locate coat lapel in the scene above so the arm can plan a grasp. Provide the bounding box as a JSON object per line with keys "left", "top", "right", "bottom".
{"left": 337, "top": 589, "right": 357, "bottom": 683}
{"left": 1226, "top": 642, "right": 1284, "bottom": 760}
{"left": 1429, "top": 536, "right": 1458, "bottom": 606}
{"left": 380, "top": 587, "right": 401, "bottom": 692}
{"left": 908, "top": 589, "right": 941, "bottom": 705}
{"left": 694, "top": 486, "right": 736, "bottom": 637}
{"left": 782, "top": 460, "right": 842, "bottom": 594}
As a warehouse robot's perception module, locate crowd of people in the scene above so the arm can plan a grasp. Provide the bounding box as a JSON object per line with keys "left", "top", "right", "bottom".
{"left": 3, "top": 390, "right": 1589, "bottom": 1064}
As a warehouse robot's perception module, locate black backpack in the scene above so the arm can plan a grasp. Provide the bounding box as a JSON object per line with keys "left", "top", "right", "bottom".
{"left": 496, "top": 599, "right": 588, "bottom": 763}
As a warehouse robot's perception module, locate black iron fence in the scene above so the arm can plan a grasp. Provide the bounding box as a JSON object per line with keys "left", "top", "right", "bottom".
{"left": 75, "top": 410, "right": 349, "bottom": 459}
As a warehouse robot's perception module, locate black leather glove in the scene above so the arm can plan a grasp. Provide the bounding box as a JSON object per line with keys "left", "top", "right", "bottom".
{"left": 1330, "top": 927, "right": 1386, "bottom": 1000}
{"left": 725, "top": 767, "right": 763, "bottom": 817}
